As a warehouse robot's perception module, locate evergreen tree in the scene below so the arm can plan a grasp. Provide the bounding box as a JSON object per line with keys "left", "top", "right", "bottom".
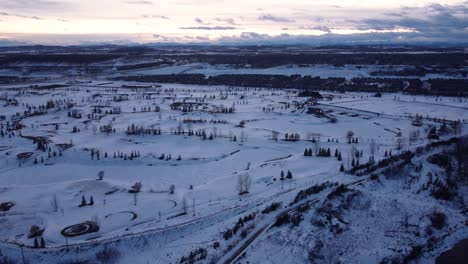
{"left": 286, "top": 170, "right": 292, "bottom": 179}
{"left": 80, "top": 195, "right": 87, "bottom": 207}
{"left": 340, "top": 164, "right": 345, "bottom": 172}
{"left": 89, "top": 196, "right": 94, "bottom": 206}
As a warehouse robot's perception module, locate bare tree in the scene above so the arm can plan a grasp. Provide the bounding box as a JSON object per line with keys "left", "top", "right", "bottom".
{"left": 369, "top": 139, "right": 377, "bottom": 155}
{"left": 181, "top": 197, "right": 188, "bottom": 214}
{"left": 240, "top": 130, "right": 247, "bottom": 142}
{"left": 131, "top": 182, "right": 142, "bottom": 193}
{"left": 92, "top": 215, "right": 101, "bottom": 227}
{"left": 313, "top": 141, "right": 321, "bottom": 156}
{"left": 97, "top": 170, "right": 104, "bottom": 181}
{"left": 408, "top": 129, "right": 420, "bottom": 145}
{"left": 346, "top": 130, "right": 354, "bottom": 143}
{"left": 396, "top": 136, "right": 406, "bottom": 151}
{"left": 237, "top": 173, "right": 252, "bottom": 195}
{"left": 50, "top": 194, "right": 59, "bottom": 212}
{"left": 271, "top": 130, "right": 279, "bottom": 141}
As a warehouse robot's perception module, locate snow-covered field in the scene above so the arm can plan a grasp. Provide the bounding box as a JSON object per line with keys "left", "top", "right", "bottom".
{"left": 0, "top": 79, "right": 467, "bottom": 264}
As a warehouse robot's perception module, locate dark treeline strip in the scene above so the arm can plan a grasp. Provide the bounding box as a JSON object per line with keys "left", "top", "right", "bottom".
{"left": 172, "top": 53, "right": 467, "bottom": 67}
{"left": 0, "top": 54, "right": 121, "bottom": 64}
{"left": 1, "top": 51, "right": 466, "bottom": 67}
{"left": 116, "top": 74, "right": 468, "bottom": 97}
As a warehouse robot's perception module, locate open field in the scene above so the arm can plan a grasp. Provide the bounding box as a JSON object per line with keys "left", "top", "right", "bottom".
{"left": 0, "top": 47, "right": 467, "bottom": 263}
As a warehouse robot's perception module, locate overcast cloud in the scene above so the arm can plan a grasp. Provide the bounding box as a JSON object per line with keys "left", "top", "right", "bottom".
{"left": 0, "top": 0, "right": 466, "bottom": 45}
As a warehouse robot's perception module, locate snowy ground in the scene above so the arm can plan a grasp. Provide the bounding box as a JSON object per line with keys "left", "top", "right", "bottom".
{"left": 0, "top": 79, "right": 467, "bottom": 263}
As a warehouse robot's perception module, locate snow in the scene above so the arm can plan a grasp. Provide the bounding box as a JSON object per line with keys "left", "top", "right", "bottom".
{"left": 0, "top": 78, "right": 467, "bottom": 263}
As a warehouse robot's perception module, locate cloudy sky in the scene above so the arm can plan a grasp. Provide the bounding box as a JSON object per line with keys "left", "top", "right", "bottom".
{"left": 0, "top": 0, "right": 467, "bottom": 45}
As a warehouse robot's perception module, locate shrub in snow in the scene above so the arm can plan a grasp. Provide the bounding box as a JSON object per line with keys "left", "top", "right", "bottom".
{"left": 273, "top": 213, "right": 290, "bottom": 227}
{"left": 261, "top": 202, "right": 282, "bottom": 214}
{"left": 429, "top": 212, "right": 447, "bottom": 230}
{"left": 95, "top": 247, "right": 120, "bottom": 264}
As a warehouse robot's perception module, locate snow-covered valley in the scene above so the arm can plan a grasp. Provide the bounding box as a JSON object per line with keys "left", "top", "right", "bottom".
{"left": 0, "top": 51, "right": 467, "bottom": 264}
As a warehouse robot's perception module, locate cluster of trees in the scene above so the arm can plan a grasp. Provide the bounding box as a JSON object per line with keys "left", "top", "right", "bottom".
{"left": 222, "top": 213, "right": 256, "bottom": 240}
{"left": 79, "top": 195, "right": 94, "bottom": 207}
{"left": 170, "top": 102, "right": 200, "bottom": 112}
{"left": 304, "top": 147, "right": 333, "bottom": 157}
{"left": 428, "top": 126, "right": 440, "bottom": 140}
{"left": 182, "top": 118, "right": 206, "bottom": 124}
{"left": 136, "top": 106, "right": 160, "bottom": 113}
{"left": 90, "top": 149, "right": 103, "bottom": 160}
{"left": 100, "top": 124, "right": 115, "bottom": 134}
{"left": 126, "top": 124, "right": 162, "bottom": 136}
{"left": 429, "top": 177, "right": 455, "bottom": 201}
{"left": 0, "top": 120, "right": 23, "bottom": 137}
{"left": 261, "top": 202, "right": 282, "bottom": 214}
{"left": 209, "top": 119, "right": 227, "bottom": 124}
{"left": 349, "top": 151, "right": 414, "bottom": 176}
{"left": 113, "top": 95, "right": 128, "bottom": 102}
{"left": 67, "top": 110, "right": 82, "bottom": 119}
{"left": 211, "top": 105, "right": 235, "bottom": 114}
{"left": 158, "top": 153, "right": 181, "bottom": 161}
{"left": 112, "top": 150, "right": 141, "bottom": 160}
{"left": 87, "top": 113, "right": 103, "bottom": 120}
{"left": 280, "top": 170, "right": 292, "bottom": 189}
{"left": 291, "top": 182, "right": 335, "bottom": 205}
{"left": 172, "top": 128, "right": 215, "bottom": 141}
{"left": 427, "top": 122, "right": 456, "bottom": 141}
{"left": 284, "top": 133, "right": 300, "bottom": 141}
{"left": 274, "top": 208, "right": 306, "bottom": 227}
{"left": 103, "top": 108, "right": 122, "bottom": 115}
{"left": 33, "top": 148, "right": 62, "bottom": 164}
{"left": 179, "top": 248, "right": 208, "bottom": 264}
{"left": 22, "top": 108, "right": 48, "bottom": 118}
{"left": 3, "top": 119, "right": 23, "bottom": 131}
{"left": 282, "top": 170, "right": 293, "bottom": 179}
